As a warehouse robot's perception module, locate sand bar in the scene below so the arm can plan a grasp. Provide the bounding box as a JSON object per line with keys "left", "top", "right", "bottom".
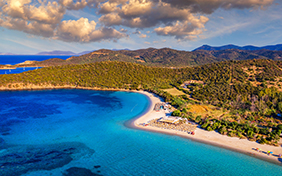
{"left": 130, "top": 91, "right": 282, "bottom": 166}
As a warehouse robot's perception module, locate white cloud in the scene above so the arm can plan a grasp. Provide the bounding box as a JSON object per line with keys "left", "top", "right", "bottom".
{"left": 98, "top": 1, "right": 119, "bottom": 14}
{"left": 120, "top": 28, "right": 128, "bottom": 32}
{"left": 157, "top": 0, "right": 274, "bottom": 14}
{"left": 2, "top": 0, "right": 65, "bottom": 24}
{"left": 155, "top": 16, "right": 209, "bottom": 40}
{"left": 0, "top": 0, "right": 277, "bottom": 43}
{"left": 56, "top": 17, "right": 125, "bottom": 42}
{"left": 99, "top": 12, "right": 122, "bottom": 26}
{"left": 121, "top": 0, "right": 152, "bottom": 17}
{"left": 139, "top": 34, "right": 147, "bottom": 38}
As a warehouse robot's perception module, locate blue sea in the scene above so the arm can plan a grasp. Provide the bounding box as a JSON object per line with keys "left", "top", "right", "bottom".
{"left": 0, "top": 55, "right": 71, "bottom": 74}
{"left": 0, "top": 89, "right": 281, "bottom": 176}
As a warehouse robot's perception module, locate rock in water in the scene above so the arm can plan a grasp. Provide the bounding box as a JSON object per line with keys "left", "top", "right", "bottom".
{"left": 63, "top": 167, "right": 102, "bottom": 176}
{"left": 0, "top": 142, "right": 95, "bottom": 176}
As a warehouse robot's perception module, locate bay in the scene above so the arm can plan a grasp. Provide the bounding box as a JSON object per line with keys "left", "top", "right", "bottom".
{"left": 0, "top": 55, "right": 72, "bottom": 65}
{"left": 0, "top": 55, "right": 71, "bottom": 75}
{"left": 0, "top": 89, "right": 281, "bottom": 176}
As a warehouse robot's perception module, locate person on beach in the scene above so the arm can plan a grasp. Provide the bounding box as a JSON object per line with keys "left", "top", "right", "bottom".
{"left": 279, "top": 154, "right": 281, "bottom": 158}
{"left": 267, "top": 151, "right": 270, "bottom": 156}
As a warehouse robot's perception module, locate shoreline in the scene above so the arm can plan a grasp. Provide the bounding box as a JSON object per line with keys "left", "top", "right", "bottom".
{"left": 0, "top": 84, "right": 132, "bottom": 91}
{"left": 0, "top": 85, "right": 281, "bottom": 165}
{"left": 129, "top": 91, "right": 282, "bottom": 166}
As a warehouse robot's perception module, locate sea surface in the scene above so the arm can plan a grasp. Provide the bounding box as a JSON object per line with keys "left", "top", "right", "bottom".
{"left": 0, "top": 90, "right": 281, "bottom": 176}
{"left": 0, "top": 55, "right": 72, "bottom": 74}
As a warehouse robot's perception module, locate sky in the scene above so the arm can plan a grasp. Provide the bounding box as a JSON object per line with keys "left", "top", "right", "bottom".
{"left": 0, "top": 0, "right": 282, "bottom": 54}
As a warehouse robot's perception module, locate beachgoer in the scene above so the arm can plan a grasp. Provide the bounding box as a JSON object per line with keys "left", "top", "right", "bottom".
{"left": 278, "top": 154, "right": 281, "bottom": 158}
{"left": 267, "top": 151, "right": 270, "bottom": 156}
{"left": 256, "top": 148, "right": 259, "bottom": 152}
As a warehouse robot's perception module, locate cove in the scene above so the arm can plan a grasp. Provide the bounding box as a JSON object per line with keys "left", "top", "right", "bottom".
{"left": 0, "top": 89, "right": 281, "bottom": 176}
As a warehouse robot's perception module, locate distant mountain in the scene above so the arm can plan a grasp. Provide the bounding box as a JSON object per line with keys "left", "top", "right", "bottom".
{"left": 112, "top": 48, "right": 131, "bottom": 51}
{"left": 193, "top": 44, "right": 282, "bottom": 51}
{"left": 36, "top": 49, "right": 129, "bottom": 55}
{"left": 77, "top": 51, "right": 95, "bottom": 55}
{"left": 37, "top": 50, "right": 77, "bottom": 55}
{"left": 0, "top": 52, "right": 14, "bottom": 55}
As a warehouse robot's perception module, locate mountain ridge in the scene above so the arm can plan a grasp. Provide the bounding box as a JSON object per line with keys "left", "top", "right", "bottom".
{"left": 193, "top": 44, "right": 282, "bottom": 51}
{"left": 2, "top": 47, "right": 282, "bottom": 69}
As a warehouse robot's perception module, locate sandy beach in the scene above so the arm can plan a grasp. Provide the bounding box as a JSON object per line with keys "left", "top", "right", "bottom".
{"left": 131, "top": 91, "right": 282, "bottom": 165}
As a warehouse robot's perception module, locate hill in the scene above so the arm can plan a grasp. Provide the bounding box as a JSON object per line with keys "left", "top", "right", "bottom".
{"left": 51, "top": 48, "right": 282, "bottom": 67}
{"left": 6, "top": 48, "right": 282, "bottom": 69}
{"left": 194, "top": 44, "right": 282, "bottom": 51}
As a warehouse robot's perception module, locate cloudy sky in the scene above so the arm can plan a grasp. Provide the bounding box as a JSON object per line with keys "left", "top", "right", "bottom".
{"left": 0, "top": 0, "right": 282, "bottom": 54}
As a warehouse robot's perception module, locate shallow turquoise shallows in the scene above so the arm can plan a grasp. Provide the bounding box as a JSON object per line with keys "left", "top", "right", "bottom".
{"left": 0, "top": 89, "right": 281, "bottom": 176}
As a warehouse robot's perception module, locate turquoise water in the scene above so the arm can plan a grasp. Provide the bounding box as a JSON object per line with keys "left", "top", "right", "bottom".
{"left": 0, "top": 90, "right": 281, "bottom": 176}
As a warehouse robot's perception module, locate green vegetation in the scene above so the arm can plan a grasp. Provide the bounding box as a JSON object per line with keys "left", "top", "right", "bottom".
{"left": 1, "top": 59, "right": 282, "bottom": 145}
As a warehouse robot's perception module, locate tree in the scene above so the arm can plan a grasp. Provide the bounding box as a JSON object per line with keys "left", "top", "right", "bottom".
{"left": 277, "top": 102, "right": 282, "bottom": 112}
{"left": 172, "top": 110, "right": 181, "bottom": 116}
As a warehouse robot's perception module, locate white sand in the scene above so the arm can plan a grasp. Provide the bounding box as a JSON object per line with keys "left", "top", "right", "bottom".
{"left": 133, "top": 91, "right": 282, "bottom": 165}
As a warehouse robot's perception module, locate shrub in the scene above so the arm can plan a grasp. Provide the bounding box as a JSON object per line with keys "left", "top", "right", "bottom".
{"left": 207, "top": 126, "right": 213, "bottom": 131}
{"left": 172, "top": 110, "right": 181, "bottom": 116}
{"left": 195, "top": 115, "right": 202, "bottom": 123}
{"left": 259, "top": 137, "right": 268, "bottom": 144}
{"left": 277, "top": 124, "right": 282, "bottom": 130}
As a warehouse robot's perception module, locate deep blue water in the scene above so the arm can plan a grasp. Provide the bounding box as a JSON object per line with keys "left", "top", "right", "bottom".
{"left": 0, "top": 67, "right": 42, "bottom": 75}
{"left": 0, "top": 55, "right": 71, "bottom": 65}
{"left": 0, "top": 55, "right": 71, "bottom": 74}
{"left": 0, "top": 90, "right": 281, "bottom": 176}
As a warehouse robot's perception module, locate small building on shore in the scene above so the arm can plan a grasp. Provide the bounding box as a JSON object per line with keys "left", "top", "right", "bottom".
{"left": 154, "top": 103, "right": 171, "bottom": 111}
{"left": 157, "top": 116, "right": 181, "bottom": 124}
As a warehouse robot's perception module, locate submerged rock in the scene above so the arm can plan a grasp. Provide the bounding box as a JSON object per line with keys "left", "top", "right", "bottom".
{"left": 0, "top": 142, "right": 95, "bottom": 176}
{"left": 0, "top": 137, "right": 5, "bottom": 149}
{"left": 63, "top": 167, "right": 102, "bottom": 176}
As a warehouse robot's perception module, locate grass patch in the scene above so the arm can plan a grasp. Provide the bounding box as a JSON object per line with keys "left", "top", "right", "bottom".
{"left": 187, "top": 104, "right": 227, "bottom": 119}
{"left": 162, "top": 88, "right": 185, "bottom": 96}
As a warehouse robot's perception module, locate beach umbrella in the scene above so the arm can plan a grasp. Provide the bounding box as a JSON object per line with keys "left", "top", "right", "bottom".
{"left": 270, "top": 151, "right": 273, "bottom": 154}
